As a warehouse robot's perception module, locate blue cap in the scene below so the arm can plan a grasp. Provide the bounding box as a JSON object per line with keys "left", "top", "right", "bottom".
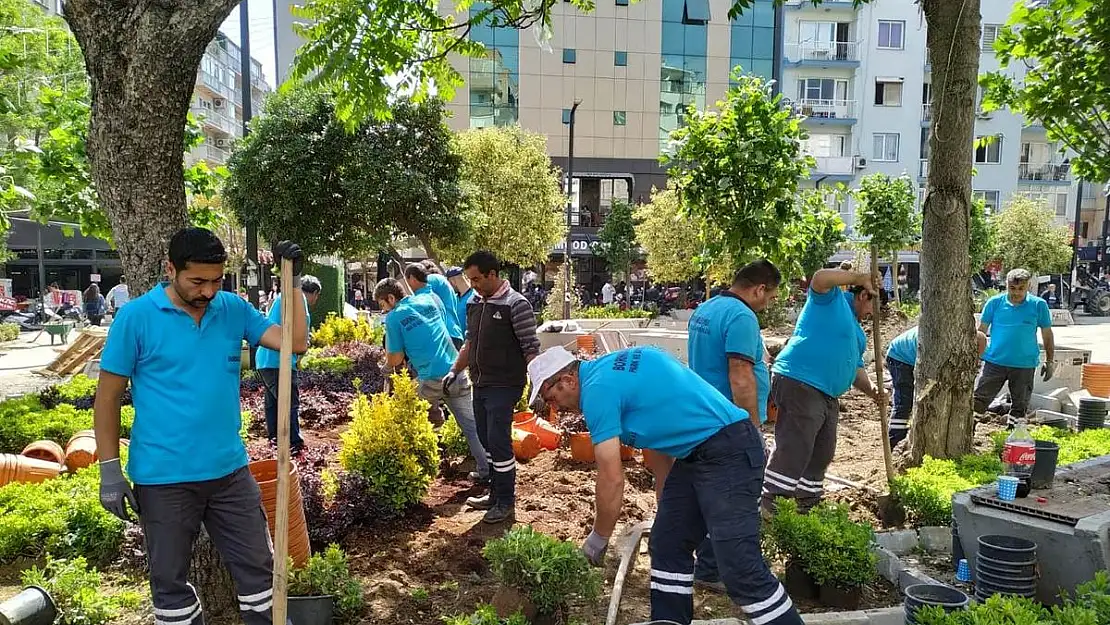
{"left": 446, "top": 266, "right": 464, "bottom": 278}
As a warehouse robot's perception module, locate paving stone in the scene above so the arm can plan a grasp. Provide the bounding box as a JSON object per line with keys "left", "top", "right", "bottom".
{"left": 874, "top": 529, "right": 917, "bottom": 555}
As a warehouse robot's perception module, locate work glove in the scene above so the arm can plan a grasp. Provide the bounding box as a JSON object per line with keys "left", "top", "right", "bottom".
{"left": 582, "top": 530, "right": 609, "bottom": 567}
{"left": 1041, "top": 361, "right": 1055, "bottom": 382}
{"left": 99, "top": 458, "right": 139, "bottom": 522}
{"left": 273, "top": 241, "right": 304, "bottom": 288}
{"left": 442, "top": 371, "right": 458, "bottom": 395}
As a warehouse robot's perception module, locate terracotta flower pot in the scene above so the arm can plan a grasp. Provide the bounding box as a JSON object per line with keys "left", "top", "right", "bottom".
{"left": 569, "top": 432, "right": 595, "bottom": 463}
{"left": 514, "top": 413, "right": 562, "bottom": 451}
{"left": 0, "top": 454, "right": 62, "bottom": 486}
{"left": 511, "top": 427, "right": 542, "bottom": 461}
{"left": 620, "top": 445, "right": 636, "bottom": 461}
{"left": 248, "top": 459, "right": 311, "bottom": 567}
{"left": 64, "top": 430, "right": 98, "bottom": 472}
{"left": 576, "top": 334, "right": 596, "bottom": 354}
{"left": 21, "top": 440, "right": 65, "bottom": 466}
{"left": 1081, "top": 363, "right": 1110, "bottom": 397}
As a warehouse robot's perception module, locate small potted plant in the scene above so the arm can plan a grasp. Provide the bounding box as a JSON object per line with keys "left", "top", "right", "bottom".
{"left": 288, "top": 544, "right": 365, "bottom": 625}
{"left": 765, "top": 498, "right": 819, "bottom": 600}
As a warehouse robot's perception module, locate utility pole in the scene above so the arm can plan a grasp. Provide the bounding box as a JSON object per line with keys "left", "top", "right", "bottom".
{"left": 240, "top": 0, "right": 259, "bottom": 367}
{"left": 1102, "top": 184, "right": 1110, "bottom": 278}
{"left": 1071, "top": 181, "right": 1084, "bottom": 306}
{"left": 562, "top": 99, "right": 582, "bottom": 320}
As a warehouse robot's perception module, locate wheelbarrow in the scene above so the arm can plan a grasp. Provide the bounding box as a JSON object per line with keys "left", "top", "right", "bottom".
{"left": 42, "top": 322, "right": 73, "bottom": 345}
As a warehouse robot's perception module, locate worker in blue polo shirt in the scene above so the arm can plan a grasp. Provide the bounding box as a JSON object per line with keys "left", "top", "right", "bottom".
{"left": 407, "top": 261, "right": 464, "bottom": 348}
{"left": 974, "top": 268, "right": 1055, "bottom": 427}
{"left": 446, "top": 266, "right": 476, "bottom": 336}
{"left": 763, "top": 268, "right": 881, "bottom": 515}
{"left": 93, "top": 228, "right": 308, "bottom": 625}
{"left": 885, "top": 325, "right": 988, "bottom": 447}
{"left": 375, "top": 277, "right": 489, "bottom": 485}
{"left": 531, "top": 346, "right": 803, "bottom": 625}
{"left": 687, "top": 259, "right": 780, "bottom": 593}
{"left": 255, "top": 275, "right": 322, "bottom": 454}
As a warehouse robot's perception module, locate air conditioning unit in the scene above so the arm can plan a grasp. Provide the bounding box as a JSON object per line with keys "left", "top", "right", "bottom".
{"left": 854, "top": 156, "right": 867, "bottom": 169}
{"left": 215, "top": 138, "right": 230, "bottom": 148}
{"left": 213, "top": 98, "right": 226, "bottom": 109}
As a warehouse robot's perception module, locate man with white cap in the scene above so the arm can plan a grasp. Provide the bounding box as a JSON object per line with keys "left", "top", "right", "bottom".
{"left": 530, "top": 345, "right": 803, "bottom": 625}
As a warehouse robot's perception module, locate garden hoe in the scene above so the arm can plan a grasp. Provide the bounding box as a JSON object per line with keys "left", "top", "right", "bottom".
{"left": 272, "top": 257, "right": 295, "bottom": 625}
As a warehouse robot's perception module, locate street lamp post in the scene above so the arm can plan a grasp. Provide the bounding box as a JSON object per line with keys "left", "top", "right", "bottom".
{"left": 563, "top": 99, "right": 581, "bottom": 320}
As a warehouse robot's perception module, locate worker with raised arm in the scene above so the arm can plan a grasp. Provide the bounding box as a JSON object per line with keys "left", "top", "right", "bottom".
{"left": 407, "top": 261, "right": 464, "bottom": 349}
{"left": 762, "top": 268, "right": 881, "bottom": 515}
{"left": 532, "top": 345, "right": 803, "bottom": 625}
{"left": 93, "top": 228, "right": 308, "bottom": 625}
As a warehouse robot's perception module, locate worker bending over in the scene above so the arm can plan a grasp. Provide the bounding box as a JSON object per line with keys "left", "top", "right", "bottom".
{"left": 407, "top": 262, "right": 464, "bottom": 349}
{"left": 532, "top": 346, "right": 803, "bottom": 625}
{"left": 763, "top": 268, "right": 880, "bottom": 515}
{"left": 94, "top": 228, "right": 308, "bottom": 625}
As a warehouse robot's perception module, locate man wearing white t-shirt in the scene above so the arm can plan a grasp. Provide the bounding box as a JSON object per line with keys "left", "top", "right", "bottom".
{"left": 106, "top": 277, "right": 130, "bottom": 311}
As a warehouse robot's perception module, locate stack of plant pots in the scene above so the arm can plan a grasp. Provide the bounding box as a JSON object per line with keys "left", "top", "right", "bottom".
{"left": 1077, "top": 398, "right": 1108, "bottom": 431}
{"left": 249, "top": 459, "right": 311, "bottom": 567}
{"left": 974, "top": 535, "right": 1037, "bottom": 601}
{"left": 903, "top": 584, "right": 969, "bottom": 625}
{"left": 1081, "top": 363, "right": 1110, "bottom": 397}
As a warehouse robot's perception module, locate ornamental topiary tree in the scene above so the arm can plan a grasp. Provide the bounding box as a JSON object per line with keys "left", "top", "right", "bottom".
{"left": 989, "top": 196, "right": 1073, "bottom": 279}
{"left": 632, "top": 188, "right": 732, "bottom": 286}
{"left": 854, "top": 173, "right": 920, "bottom": 306}
{"left": 594, "top": 198, "right": 638, "bottom": 282}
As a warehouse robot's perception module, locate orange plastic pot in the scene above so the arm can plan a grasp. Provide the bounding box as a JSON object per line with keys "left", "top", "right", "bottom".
{"left": 511, "top": 427, "right": 542, "bottom": 461}
{"left": 248, "top": 459, "right": 311, "bottom": 567}
{"left": 21, "top": 440, "right": 65, "bottom": 466}
{"left": 0, "top": 453, "right": 62, "bottom": 486}
{"left": 1082, "top": 363, "right": 1110, "bottom": 397}
{"left": 513, "top": 413, "right": 562, "bottom": 451}
{"left": 620, "top": 445, "right": 636, "bottom": 462}
{"left": 569, "top": 432, "right": 595, "bottom": 463}
{"left": 767, "top": 398, "right": 779, "bottom": 423}
{"left": 576, "top": 334, "right": 596, "bottom": 354}
{"left": 65, "top": 430, "right": 98, "bottom": 471}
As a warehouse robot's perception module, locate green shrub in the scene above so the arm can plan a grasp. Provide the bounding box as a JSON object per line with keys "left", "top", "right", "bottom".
{"left": 915, "top": 570, "right": 1110, "bottom": 624}
{"left": 339, "top": 373, "right": 439, "bottom": 514}
{"left": 891, "top": 455, "right": 1001, "bottom": 526}
{"left": 311, "top": 314, "right": 382, "bottom": 348}
{"left": 576, "top": 305, "right": 654, "bottom": 319}
{"left": 0, "top": 323, "right": 19, "bottom": 342}
{"left": 482, "top": 525, "right": 601, "bottom": 616}
{"left": 289, "top": 544, "right": 365, "bottom": 622}
{"left": 20, "top": 556, "right": 140, "bottom": 625}
{"left": 300, "top": 351, "right": 354, "bottom": 374}
{"left": 54, "top": 374, "right": 100, "bottom": 402}
{"left": 305, "top": 261, "right": 344, "bottom": 329}
{"left": 439, "top": 414, "right": 471, "bottom": 458}
{"left": 0, "top": 465, "right": 124, "bottom": 564}
{"left": 766, "top": 499, "right": 877, "bottom": 589}
{"left": 442, "top": 604, "right": 529, "bottom": 625}
{"left": 0, "top": 399, "right": 134, "bottom": 452}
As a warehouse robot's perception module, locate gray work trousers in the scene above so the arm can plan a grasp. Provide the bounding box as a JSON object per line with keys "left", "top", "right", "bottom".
{"left": 134, "top": 466, "right": 278, "bottom": 625}
{"left": 418, "top": 373, "right": 489, "bottom": 478}
{"left": 973, "top": 361, "right": 1036, "bottom": 427}
{"left": 761, "top": 374, "right": 839, "bottom": 515}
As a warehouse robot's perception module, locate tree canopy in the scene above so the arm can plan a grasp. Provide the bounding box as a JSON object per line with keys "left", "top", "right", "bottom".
{"left": 981, "top": 0, "right": 1110, "bottom": 182}
{"left": 633, "top": 188, "right": 730, "bottom": 285}
{"left": 792, "top": 188, "right": 848, "bottom": 279}
{"left": 968, "top": 196, "right": 993, "bottom": 272}
{"left": 854, "top": 173, "right": 920, "bottom": 254}
{"left": 594, "top": 199, "right": 637, "bottom": 282}
{"left": 989, "top": 196, "right": 1073, "bottom": 277}
{"left": 437, "top": 125, "right": 565, "bottom": 267}
{"left": 224, "top": 87, "right": 465, "bottom": 258}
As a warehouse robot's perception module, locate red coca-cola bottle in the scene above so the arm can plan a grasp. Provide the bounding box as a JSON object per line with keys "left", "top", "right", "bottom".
{"left": 1002, "top": 420, "right": 1036, "bottom": 498}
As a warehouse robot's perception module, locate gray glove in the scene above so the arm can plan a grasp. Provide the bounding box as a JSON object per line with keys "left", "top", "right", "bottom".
{"left": 582, "top": 530, "right": 609, "bottom": 567}
{"left": 99, "top": 458, "right": 139, "bottom": 521}
{"left": 442, "top": 371, "right": 458, "bottom": 395}
{"left": 1041, "top": 361, "right": 1055, "bottom": 382}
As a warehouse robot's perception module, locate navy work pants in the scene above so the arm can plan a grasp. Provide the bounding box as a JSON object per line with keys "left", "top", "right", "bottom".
{"left": 887, "top": 356, "right": 915, "bottom": 448}
{"left": 650, "top": 420, "right": 803, "bottom": 625}
{"left": 473, "top": 385, "right": 523, "bottom": 506}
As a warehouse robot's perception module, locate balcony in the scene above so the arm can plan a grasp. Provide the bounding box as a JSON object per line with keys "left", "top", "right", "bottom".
{"left": 793, "top": 99, "right": 857, "bottom": 124}
{"left": 191, "top": 106, "right": 237, "bottom": 136}
{"left": 921, "top": 103, "right": 932, "bottom": 125}
{"left": 810, "top": 155, "right": 856, "bottom": 176}
{"left": 197, "top": 144, "right": 230, "bottom": 165}
{"left": 924, "top": 47, "right": 931, "bottom": 71}
{"left": 784, "top": 0, "right": 858, "bottom": 8}
{"left": 785, "top": 41, "right": 861, "bottom": 67}
{"left": 1018, "top": 162, "right": 1070, "bottom": 184}
{"left": 919, "top": 158, "right": 929, "bottom": 179}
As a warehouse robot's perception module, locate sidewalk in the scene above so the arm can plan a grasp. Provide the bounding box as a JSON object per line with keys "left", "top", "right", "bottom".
{"left": 0, "top": 331, "right": 71, "bottom": 397}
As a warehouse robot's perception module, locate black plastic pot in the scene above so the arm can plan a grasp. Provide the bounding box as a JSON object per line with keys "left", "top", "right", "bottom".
{"left": 977, "top": 535, "right": 1037, "bottom": 565}
{"left": 976, "top": 558, "right": 1035, "bottom": 579}
{"left": 1031, "top": 440, "right": 1060, "bottom": 489}
{"left": 1077, "top": 399, "right": 1108, "bottom": 431}
{"left": 783, "top": 561, "right": 818, "bottom": 601}
{"left": 0, "top": 586, "right": 56, "bottom": 625}
{"left": 287, "top": 595, "right": 336, "bottom": 625}
{"left": 904, "top": 584, "right": 969, "bottom": 625}
{"left": 818, "top": 584, "right": 861, "bottom": 610}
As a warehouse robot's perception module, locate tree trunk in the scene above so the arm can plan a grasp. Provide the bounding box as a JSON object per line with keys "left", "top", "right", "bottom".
{"left": 64, "top": 0, "right": 240, "bottom": 295}
{"left": 909, "top": 0, "right": 982, "bottom": 464}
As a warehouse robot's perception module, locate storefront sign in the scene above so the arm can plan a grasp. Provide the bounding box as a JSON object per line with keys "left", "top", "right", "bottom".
{"left": 90, "top": 274, "right": 101, "bottom": 283}
{"left": 551, "top": 233, "right": 599, "bottom": 256}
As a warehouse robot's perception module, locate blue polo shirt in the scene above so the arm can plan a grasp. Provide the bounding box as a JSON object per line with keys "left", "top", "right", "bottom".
{"left": 772, "top": 288, "right": 867, "bottom": 398}
{"left": 384, "top": 293, "right": 457, "bottom": 381}
{"left": 981, "top": 292, "right": 1052, "bottom": 369}
{"left": 422, "top": 274, "right": 463, "bottom": 340}
{"left": 100, "top": 286, "right": 273, "bottom": 485}
{"left": 688, "top": 292, "right": 769, "bottom": 423}
{"left": 580, "top": 347, "right": 745, "bottom": 459}
{"left": 255, "top": 294, "right": 311, "bottom": 370}
{"left": 886, "top": 326, "right": 918, "bottom": 366}
{"left": 457, "top": 288, "right": 475, "bottom": 335}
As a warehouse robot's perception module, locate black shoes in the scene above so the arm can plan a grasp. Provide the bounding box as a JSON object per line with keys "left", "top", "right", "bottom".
{"left": 482, "top": 504, "right": 515, "bottom": 524}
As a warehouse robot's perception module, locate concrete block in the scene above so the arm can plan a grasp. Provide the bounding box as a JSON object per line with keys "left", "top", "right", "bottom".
{"left": 1029, "top": 393, "right": 1062, "bottom": 412}
{"left": 689, "top": 620, "right": 742, "bottom": 625}
{"left": 918, "top": 526, "right": 952, "bottom": 554}
{"left": 800, "top": 611, "right": 868, "bottom": 625}
{"left": 874, "top": 546, "right": 904, "bottom": 585}
{"left": 1034, "top": 410, "right": 1076, "bottom": 428}
{"left": 861, "top": 607, "right": 909, "bottom": 625}
{"left": 899, "top": 567, "right": 944, "bottom": 590}
{"left": 1050, "top": 309, "right": 1074, "bottom": 327}
{"left": 874, "top": 530, "right": 918, "bottom": 555}
{"left": 1070, "top": 389, "right": 1093, "bottom": 408}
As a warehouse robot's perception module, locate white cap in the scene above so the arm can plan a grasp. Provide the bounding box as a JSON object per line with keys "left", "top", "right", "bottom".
{"left": 527, "top": 346, "right": 578, "bottom": 406}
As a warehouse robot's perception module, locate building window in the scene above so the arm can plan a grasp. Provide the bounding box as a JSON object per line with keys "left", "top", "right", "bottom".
{"left": 798, "top": 78, "right": 849, "bottom": 101}
{"left": 877, "top": 20, "right": 905, "bottom": 50}
{"left": 874, "top": 80, "right": 903, "bottom": 106}
{"left": 660, "top": 0, "right": 710, "bottom": 148}
{"left": 562, "top": 108, "right": 572, "bottom": 124}
{"left": 974, "top": 190, "right": 1000, "bottom": 213}
{"left": 873, "top": 133, "right": 900, "bottom": 162}
{"left": 613, "top": 111, "right": 627, "bottom": 126}
{"left": 1056, "top": 192, "right": 1068, "bottom": 216}
{"left": 802, "top": 134, "right": 848, "bottom": 157}
{"left": 616, "top": 0, "right": 629, "bottom": 5}
{"left": 683, "top": 0, "right": 710, "bottom": 25}
{"left": 563, "top": 48, "right": 577, "bottom": 63}
{"left": 975, "top": 135, "right": 1003, "bottom": 164}
{"left": 982, "top": 24, "right": 1001, "bottom": 51}
{"left": 614, "top": 51, "right": 628, "bottom": 66}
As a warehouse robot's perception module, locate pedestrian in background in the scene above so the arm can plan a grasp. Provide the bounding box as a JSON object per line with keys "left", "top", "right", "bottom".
{"left": 106, "top": 276, "right": 130, "bottom": 312}
{"left": 83, "top": 283, "right": 107, "bottom": 326}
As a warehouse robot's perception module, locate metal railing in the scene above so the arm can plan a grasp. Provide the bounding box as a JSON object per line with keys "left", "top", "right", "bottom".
{"left": 810, "top": 155, "right": 855, "bottom": 175}
{"left": 794, "top": 99, "right": 857, "bottom": 119}
{"left": 921, "top": 103, "right": 932, "bottom": 122}
{"left": 1018, "top": 162, "right": 1070, "bottom": 182}
{"left": 191, "top": 106, "right": 237, "bottom": 135}
{"left": 919, "top": 159, "right": 929, "bottom": 178}
{"left": 786, "top": 41, "right": 861, "bottom": 62}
